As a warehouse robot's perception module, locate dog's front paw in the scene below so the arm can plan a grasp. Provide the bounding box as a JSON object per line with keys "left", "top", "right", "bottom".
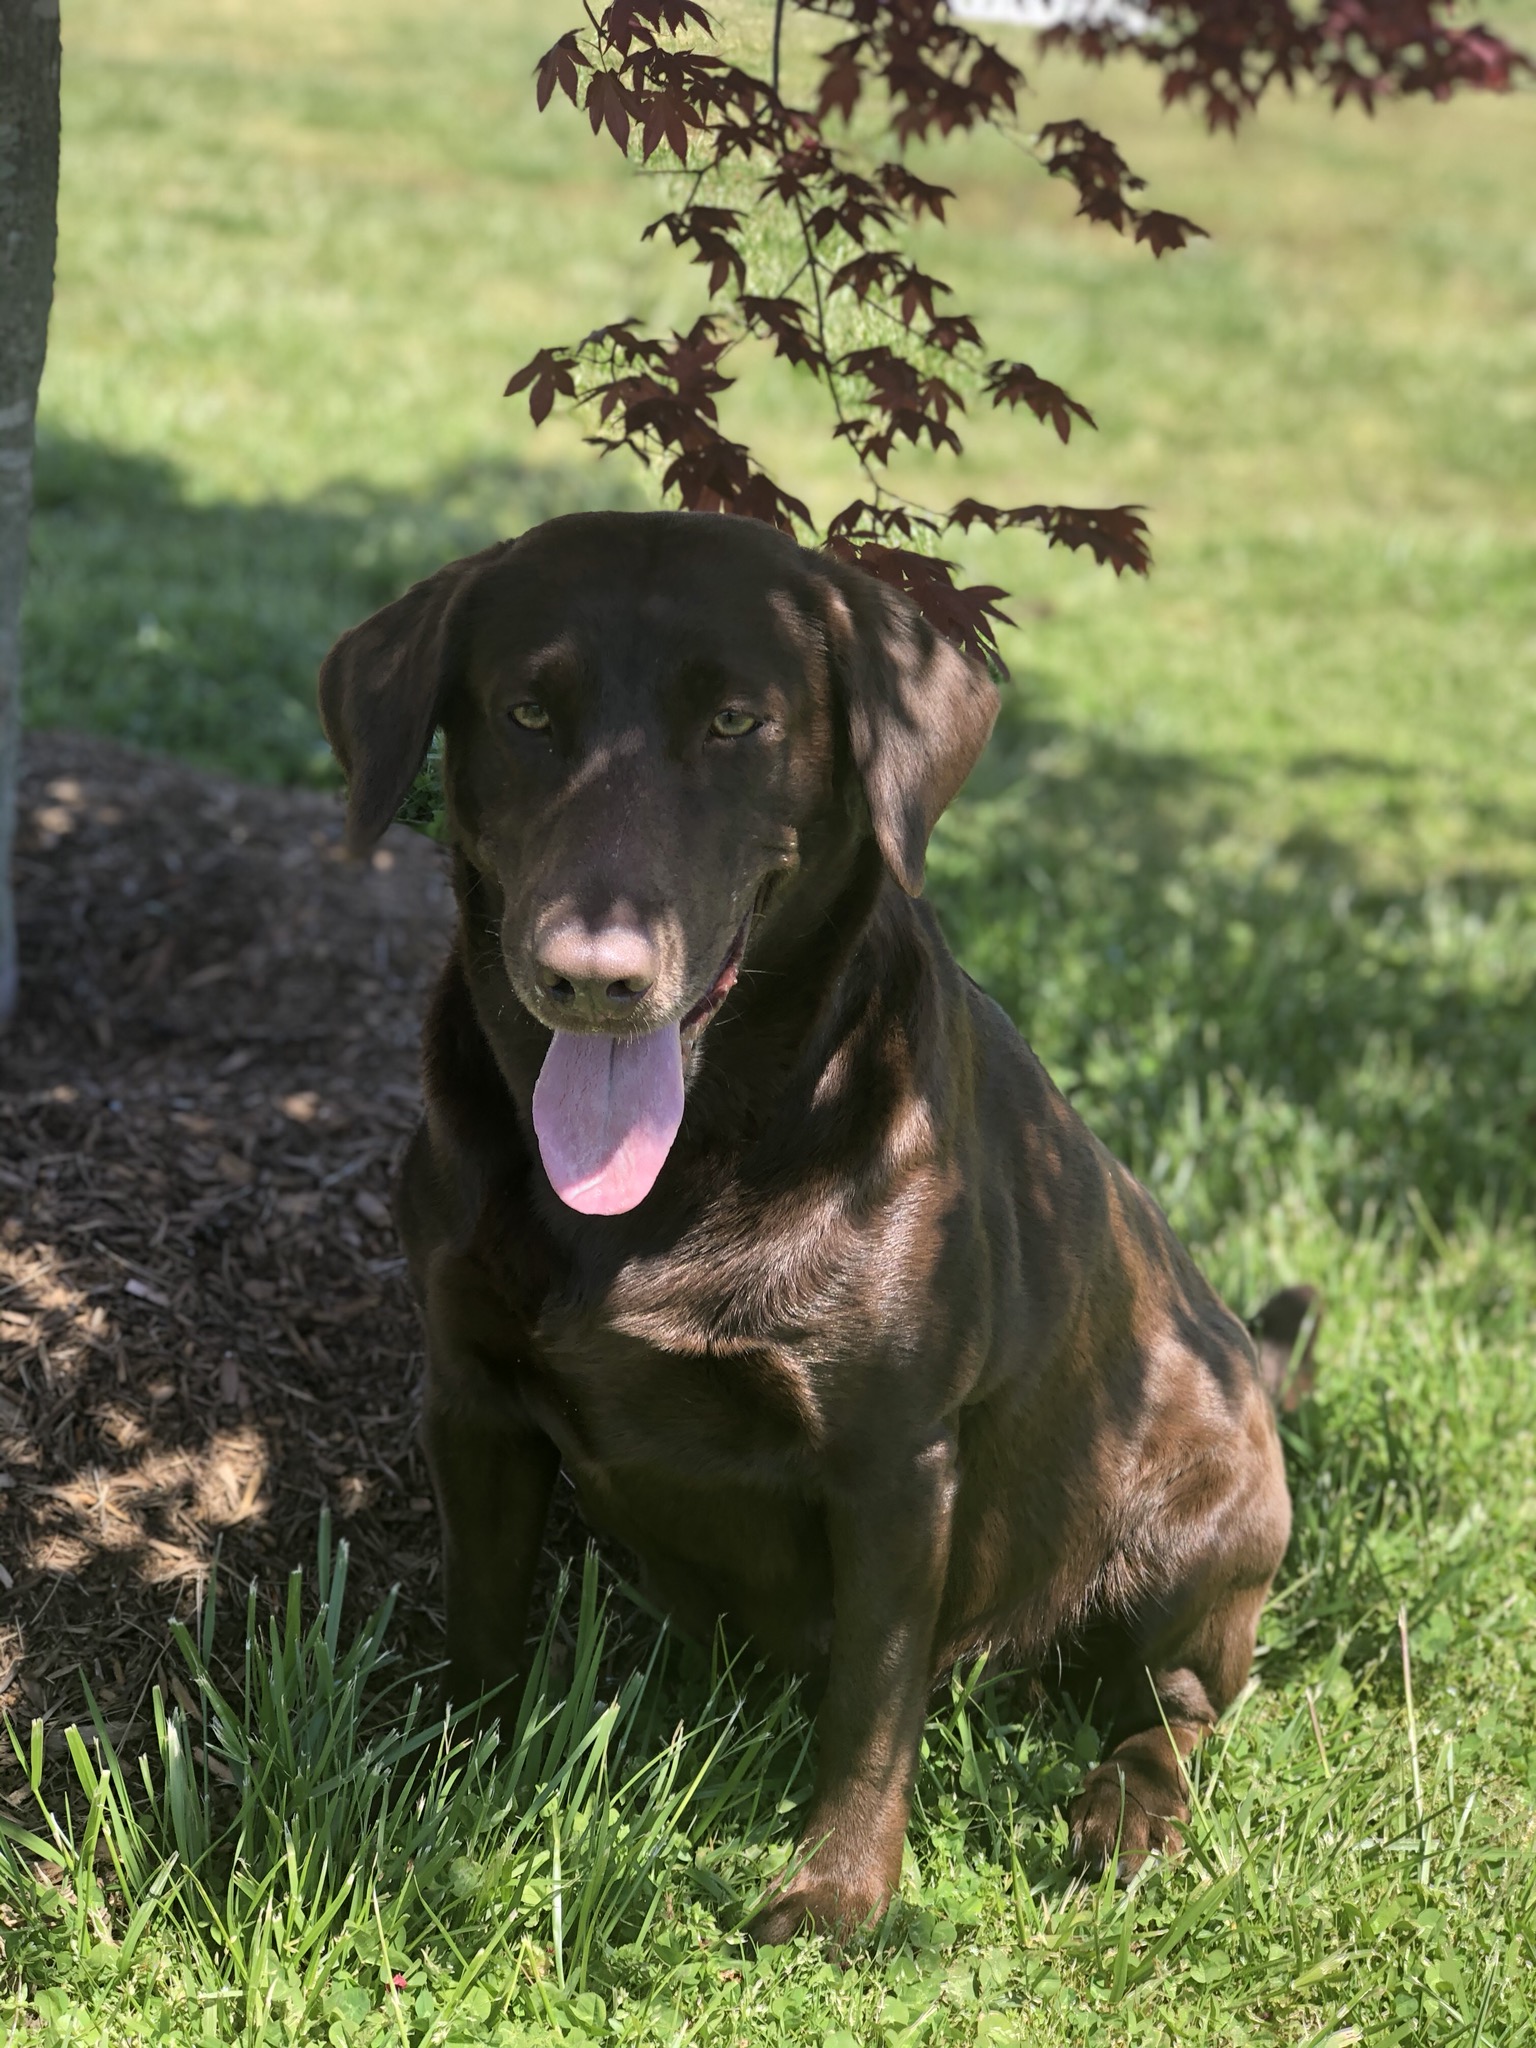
{"left": 744, "top": 1859, "right": 894, "bottom": 1947}
{"left": 1068, "top": 1759, "right": 1186, "bottom": 1881}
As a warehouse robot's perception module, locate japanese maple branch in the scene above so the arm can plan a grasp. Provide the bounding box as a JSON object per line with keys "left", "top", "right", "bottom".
{"left": 789, "top": 187, "right": 876, "bottom": 498}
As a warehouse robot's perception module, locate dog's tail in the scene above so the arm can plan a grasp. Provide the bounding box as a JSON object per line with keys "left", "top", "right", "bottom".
{"left": 1248, "top": 1284, "right": 1323, "bottom": 1413}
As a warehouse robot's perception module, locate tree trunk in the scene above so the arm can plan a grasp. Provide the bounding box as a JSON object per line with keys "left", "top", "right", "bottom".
{"left": 0, "top": 0, "right": 62, "bottom": 1028}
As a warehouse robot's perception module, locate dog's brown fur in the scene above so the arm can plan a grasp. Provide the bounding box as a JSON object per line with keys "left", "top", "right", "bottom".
{"left": 320, "top": 511, "right": 1312, "bottom": 1944}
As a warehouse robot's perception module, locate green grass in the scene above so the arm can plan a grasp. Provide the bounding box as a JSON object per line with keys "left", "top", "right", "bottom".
{"left": 8, "top": 0, "right": 1536, "bottom": 2039}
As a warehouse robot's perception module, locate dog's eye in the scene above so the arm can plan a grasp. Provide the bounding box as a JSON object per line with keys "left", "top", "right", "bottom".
{"left": 510, "top": 702, "right": 551, "bottom": 733}
{"left": 710, "top": 708, "right": 759, "bottom": 739}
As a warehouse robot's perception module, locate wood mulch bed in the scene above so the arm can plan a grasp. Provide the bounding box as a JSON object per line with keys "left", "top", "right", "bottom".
{"left": 0, "top": 731, "right": 593, "bottom": 1780}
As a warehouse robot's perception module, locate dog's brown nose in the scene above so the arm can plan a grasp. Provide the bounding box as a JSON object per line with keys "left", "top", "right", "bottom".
{"left": 534, "top": 922, "right": 658, "bottom": 1027}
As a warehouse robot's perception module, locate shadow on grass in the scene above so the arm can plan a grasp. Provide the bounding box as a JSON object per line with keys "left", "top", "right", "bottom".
{"left": 23, "top": 427, "right": 639, "bottom": 785}
{"left": 931, "top": 703, "right": 1536, "bottom": 1234}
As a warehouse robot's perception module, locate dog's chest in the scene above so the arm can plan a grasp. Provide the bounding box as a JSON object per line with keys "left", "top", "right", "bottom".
{"left": 523, "top": 1246, "right": 849, "bottom": 1484}
{"left": 537, "top": 1339, "right": 824, "bottom": 1484}
{"left": 506, "top": 1157, "right": 947, "bottom": 1486}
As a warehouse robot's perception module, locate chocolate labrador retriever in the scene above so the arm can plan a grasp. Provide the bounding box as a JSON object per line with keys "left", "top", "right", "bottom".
{"left": 319, "top": 509, "right": 1314, "bottom": 1944}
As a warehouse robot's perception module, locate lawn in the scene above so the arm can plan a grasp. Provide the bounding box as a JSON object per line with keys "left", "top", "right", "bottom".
{"left": 5, "top": 0, "right": 1536, "bottom": 2040}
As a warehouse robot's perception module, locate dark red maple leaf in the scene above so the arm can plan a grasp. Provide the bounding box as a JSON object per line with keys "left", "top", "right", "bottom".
{"left": 984, "top": 361, "right": 1096, "bottom": 444}
{"left": 505, "top": 346, "right": 580, "bottom": 425}
{"left": 1135, "top": 209, "right": 1210, "bottom": 256}
{"left": 535, "top": 31, "right": 589, "bottom": 112}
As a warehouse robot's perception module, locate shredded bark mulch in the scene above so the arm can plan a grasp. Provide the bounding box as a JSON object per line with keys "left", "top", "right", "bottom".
{"left": 0, "top": 731, "right": 560, "bottom": 1773}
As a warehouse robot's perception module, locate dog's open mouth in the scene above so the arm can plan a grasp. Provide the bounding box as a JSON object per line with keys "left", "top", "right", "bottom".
{"left": 532, "top": 913, "right": 751, "bottom": 1218}
{"left": 680, "top": 914, "right": 749, "bottom": 1041}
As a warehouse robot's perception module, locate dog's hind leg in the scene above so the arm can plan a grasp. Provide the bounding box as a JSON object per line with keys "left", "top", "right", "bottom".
{"left": 1065, "top": 1410, "right": 1291, "bottom": 1880}
{"left": 1065, "top": 1575, "right": 1270, "bottom": 1879}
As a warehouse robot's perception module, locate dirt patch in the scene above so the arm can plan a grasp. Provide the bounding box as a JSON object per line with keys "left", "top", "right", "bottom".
{"left": 0, "top": 732, "right": 587, "bottom": 1767}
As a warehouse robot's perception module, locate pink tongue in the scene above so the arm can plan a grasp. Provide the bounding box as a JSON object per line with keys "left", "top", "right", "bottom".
{"left": 532, "top": 1024, "right": 685, "bottom": 1215}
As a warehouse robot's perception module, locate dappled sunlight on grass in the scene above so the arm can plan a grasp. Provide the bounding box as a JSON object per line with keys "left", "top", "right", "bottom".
{"left": 928, "top": 714, "right": 1536, "bottom": 1235}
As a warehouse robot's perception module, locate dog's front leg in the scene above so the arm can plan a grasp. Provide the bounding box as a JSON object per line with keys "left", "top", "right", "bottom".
{"left": 746, "top": 1433, "right": 957, "bottom": 1946}
{"left": 420, "top": 1257, "right": 560, "bottom": 1720}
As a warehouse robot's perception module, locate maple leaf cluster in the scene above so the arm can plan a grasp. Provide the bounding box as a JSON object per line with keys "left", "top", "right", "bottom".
{"left": 509, "top": 0, "right": 1525, "bottom": 666}
{"left": 1044, "top": 0, "right": 1529, "bottom": 132}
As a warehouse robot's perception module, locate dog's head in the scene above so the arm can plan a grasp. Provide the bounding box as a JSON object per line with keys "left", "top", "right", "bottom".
{"left": 320, "top": 511, "right": 997, "bottom": 1214}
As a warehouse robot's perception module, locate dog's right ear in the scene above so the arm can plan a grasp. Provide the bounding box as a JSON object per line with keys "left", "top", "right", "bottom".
{"left": 817, "top": 555, "right": 999, "bottom": 897}
{"left": 318, "top": 556, "right": 484, "bottom": 855}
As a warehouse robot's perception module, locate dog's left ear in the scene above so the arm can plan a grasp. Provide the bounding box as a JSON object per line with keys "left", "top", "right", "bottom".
{"left": 820, "top": 558, "right": 1000, "bottom": 896}
{"left": 318, "top": 544, "right": 503, "bottom": 855}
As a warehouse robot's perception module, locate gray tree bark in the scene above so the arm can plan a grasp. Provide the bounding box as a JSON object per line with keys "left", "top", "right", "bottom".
{"left": 0, "top": 0, "right": 62, "bottom": 1028}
